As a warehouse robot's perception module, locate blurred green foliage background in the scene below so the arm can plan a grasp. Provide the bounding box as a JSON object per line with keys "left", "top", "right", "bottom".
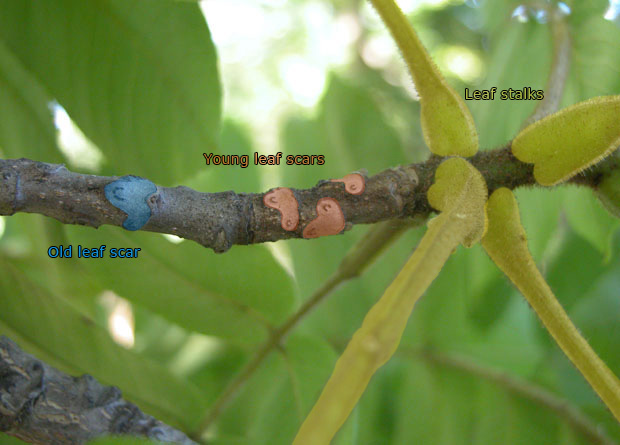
{"left": 1, "top": 0, "right": 620, "bottom": 443}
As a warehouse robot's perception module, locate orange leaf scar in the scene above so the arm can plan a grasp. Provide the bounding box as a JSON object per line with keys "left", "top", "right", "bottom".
{"left": 331, "top": 173, "right": 365, "bottom": 195}
{"left": 263, "top": 187, "right": 300, "bottom": 231}
{"left": 303, "top": 197, "right": 345, "bottom": 239}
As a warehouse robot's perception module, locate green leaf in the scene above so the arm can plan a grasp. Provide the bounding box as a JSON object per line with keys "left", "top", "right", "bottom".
{"left": 292, "top": 225, "right": 425, "bottom": 348}
{"left": 187, "top": 119, "right": 261, "bottom": 194}
{"left": 351, "top": 64, "right": 426, "bottom": 162}
{"left": 205, "top": 334, "right": 356, "bottom": 445}
{"left": 565, "top": 16, "right": 620, "bottom": 101}
{"left": 546, "top": 230, "right": 613, "bottom": 312}
{"left": 0, "top": 256, "right": 207, "bottom": 431}
{"left": 0, "top": 214, "right": 104, "bottom": 318}
{"left": 246, "top": 335, "right": 341, "bottom": 445}
{"left": 64, "top": 225, "right": 296, "bottom": 344}
{"left": 549, "top": 265, "right": 620, "bottom": 439}
{"left": 0, "top": 0, "right": 221, "bottom": 186}
{"left": 351, "top": 359, "right": 405, "bottom": 443}
{"left": 477, "top": 0, "right": 515, "bottom": 34}
{"left": 530, "top": 228, "right": 617, "bottom": 353}
{"left": 316, "top": 75, "right": 408, "bottom": 177}
{"left": 0, "top": 434, "right": 30, "bottom": 445}
{"left": 406, "top": 246, "right": 530, "bottom": 362}
{"left": 0, "top": 40, "right": 61, "bottom": 162}
{"left": 569, "top": 269, "right": 620, "bottom": 385}
{"left": 209, "top": 351, "right": 286, "bottom": 444}
{"left": 360, "top": 355, "right": 587, "bottom": 445}
{"left": 564, "top": 187, "right": 620, "bottom": 260}
{"left": 468, "top": 21, "right": 551, "bottom": 149}
{"left": 466, "top": 269, "right": 513, "bottom": 333}
{"left": 513, "top": 187, "right": 566, "bottom": 259}
{"left": 468, "top": 296, "right": 547, "bottom": 376}
{"left": 566, "top": 0, "right": 609, "bottom": 19}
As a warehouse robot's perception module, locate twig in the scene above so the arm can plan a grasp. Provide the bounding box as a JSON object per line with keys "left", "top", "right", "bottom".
{"left": 1, "top": 147, "right": 615, "bottom": 253}
{"left": 0, "top": 149, "right": 513, "bottom": 251}
{"left": 0, "top": 336, "right": 197, "bottom": 445}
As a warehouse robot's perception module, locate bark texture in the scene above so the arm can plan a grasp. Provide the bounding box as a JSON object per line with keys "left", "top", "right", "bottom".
{"left": 0, "top": 147, "right": 615, "bottom": 253}
{"left": 0, "top": 336, "right": 197, "bottom": 445}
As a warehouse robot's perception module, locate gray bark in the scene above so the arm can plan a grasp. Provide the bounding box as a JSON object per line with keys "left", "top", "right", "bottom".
{"left": 0, "top": 147, "right": 613, "bottom": 253}
{"left": 0, "top": 336, "right": 197, "bottom": 445}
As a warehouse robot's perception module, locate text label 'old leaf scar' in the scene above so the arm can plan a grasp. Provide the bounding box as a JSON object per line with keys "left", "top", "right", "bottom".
{"left": 303, "top": 197, "right": 346, "bottom": 239}
{"left": 331, "top": 173, "right": 365, "bottom": 195}
{"left": 263, "top": 187, "right": 300, "bottom": 231}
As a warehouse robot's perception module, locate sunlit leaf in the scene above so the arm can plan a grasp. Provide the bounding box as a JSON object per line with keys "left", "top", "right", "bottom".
{"left": 472, "top": 26, "right": 550, "bottom": 148}
{"left": 0, "top": 0, "right": 221, "bottom": 185}
{"left": 0, "top": 41, "right": 61, "bottom": 163}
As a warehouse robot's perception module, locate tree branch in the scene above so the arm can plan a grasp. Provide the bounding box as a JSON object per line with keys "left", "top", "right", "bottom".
{"left": 0, "top": 147, "right": 616, "bottom": 253}
{"left": 0, "top": 336, "right": 197, "bottom": 445}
